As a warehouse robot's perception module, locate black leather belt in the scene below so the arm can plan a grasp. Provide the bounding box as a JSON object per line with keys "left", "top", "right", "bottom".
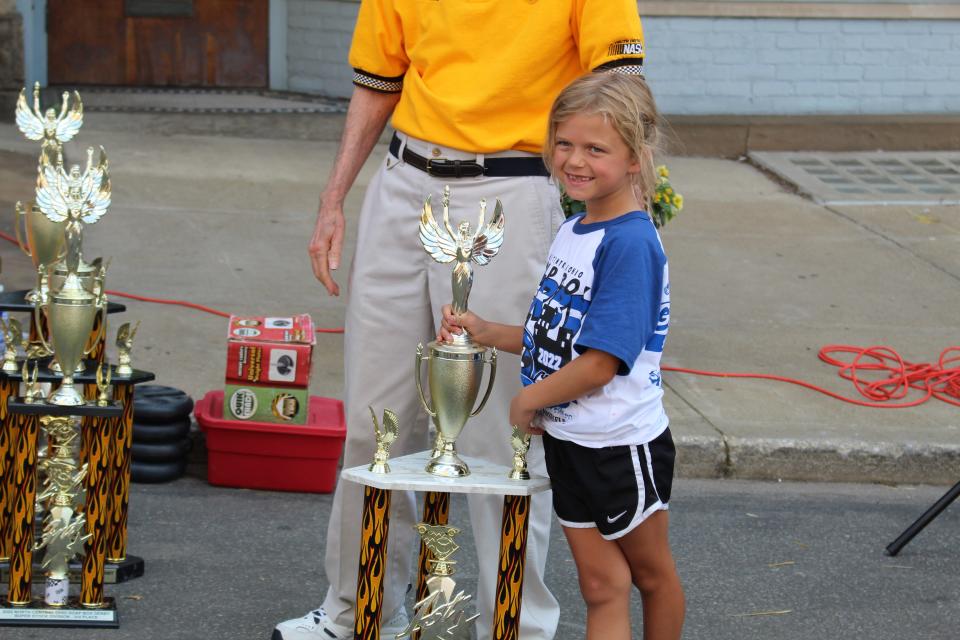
{"left": 389, "top": 133, "right": 548, "bottom": 178}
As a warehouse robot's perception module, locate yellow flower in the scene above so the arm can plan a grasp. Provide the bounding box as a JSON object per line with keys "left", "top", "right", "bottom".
{"left": 665, "top": 187, "right": 673, "bottom": 196}
{"left": 673, "top": 194, "right": 684, "bottom": 210}
{"left": 654, "top": 193, "right": 662, "bottom": 203}
{"left": 657, "top": 165, "right": 669, "bottom": 178}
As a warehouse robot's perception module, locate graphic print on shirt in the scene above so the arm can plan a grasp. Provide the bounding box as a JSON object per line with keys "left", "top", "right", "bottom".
{"left": 520, "top": 256, "right": 591, "bottom": 393}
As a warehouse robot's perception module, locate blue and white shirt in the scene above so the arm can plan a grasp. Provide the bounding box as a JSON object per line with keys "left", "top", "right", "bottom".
{"left": 520, "top": 211, "right": 670, "bottom": 448}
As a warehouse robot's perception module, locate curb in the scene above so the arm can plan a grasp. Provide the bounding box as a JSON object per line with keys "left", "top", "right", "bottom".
{"left": 677, "top": 435, "right": 960, "bottom": 485}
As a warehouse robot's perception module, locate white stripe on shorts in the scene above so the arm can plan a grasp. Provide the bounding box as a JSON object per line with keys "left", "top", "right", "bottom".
{"left": 601, "top": 444, "right": 666, "bottom": 541}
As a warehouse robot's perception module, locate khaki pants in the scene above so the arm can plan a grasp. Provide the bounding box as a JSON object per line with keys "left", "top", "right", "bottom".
{"left": 321, "top": 133, "right": 564, "bottom": 639}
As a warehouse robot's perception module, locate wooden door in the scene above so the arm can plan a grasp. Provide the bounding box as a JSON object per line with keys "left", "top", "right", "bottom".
{"left": 47, "top": 0, "right": 268, "bottom": 88}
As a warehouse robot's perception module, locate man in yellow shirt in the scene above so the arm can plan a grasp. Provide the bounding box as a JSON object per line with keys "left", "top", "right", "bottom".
{"left": 276, "top": 2, "right": 646, "bottom": 639}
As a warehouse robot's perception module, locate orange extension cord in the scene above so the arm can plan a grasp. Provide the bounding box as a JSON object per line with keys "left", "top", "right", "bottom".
{"left": 3, "top": 230, "right": 958, "bottom": 408}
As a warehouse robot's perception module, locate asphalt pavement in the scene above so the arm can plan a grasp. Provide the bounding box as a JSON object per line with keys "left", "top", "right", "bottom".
{"left": 0, "top": 100, "right": 957, "bottom": 638}
{"left": 3, "top": 477, "right": 959, "bottom": 640}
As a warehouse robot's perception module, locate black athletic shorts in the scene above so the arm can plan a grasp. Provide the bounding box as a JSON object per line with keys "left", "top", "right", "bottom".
{"left": 543, "top": 427, "right": 676, "bottom": 540}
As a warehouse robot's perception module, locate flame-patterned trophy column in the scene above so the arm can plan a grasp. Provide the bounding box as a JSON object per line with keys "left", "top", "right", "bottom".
{"left": 493, "top": 495, "right": 531, "bottom": 640}
{"left": 80, "top": 365, "right": 114, "bottom": 607}
{"left": 105, "top": 380, "right": 133, "bottom": 563}
{"left": 0, "top": 360, "right": 20, "bottom": 563}
{"left": 6, "top": 409, "right": 39, "bottom": 605}
{"left": 355, "top": 485, "right": 392, "bottom": 640}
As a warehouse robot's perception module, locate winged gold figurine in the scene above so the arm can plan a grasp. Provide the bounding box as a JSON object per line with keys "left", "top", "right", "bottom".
{"left": 22, "top": 359, "right": 40, "bottom": 403}
{"left": 115, "top": 320, "right": 140, "bottom": 376}
{"left": 96, "top": 362, "right": 113, "bottom": 405}
{"left": 508, "top": 425, "right": 532, "bottom": 481}
{"left": 16, "top": 82, "right": 83, "bottom": 156}
{"left": 1, "top": 316, "right": 23, "bottom": 372}
{"left": 419, "top": 185, "right": 505, "bottom": 316}
{"left": 36, "top": 147, "right": 111, "bottom": 227}
{"left": 368, "top": 406, "right": 399, "bottom": 473}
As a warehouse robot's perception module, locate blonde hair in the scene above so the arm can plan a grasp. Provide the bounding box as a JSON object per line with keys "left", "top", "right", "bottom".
{"left": 543, "top": 73, "right": 661, "bottom": 204}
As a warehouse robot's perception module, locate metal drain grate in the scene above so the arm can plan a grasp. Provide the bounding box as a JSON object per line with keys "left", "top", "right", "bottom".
{"left": 749, "top": 151, "right": 960, "bottom": 206}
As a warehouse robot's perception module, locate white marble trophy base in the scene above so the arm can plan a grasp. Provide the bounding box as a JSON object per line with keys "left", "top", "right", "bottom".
{"left": 341, "top": 450, "right": 550, "bottom": 496}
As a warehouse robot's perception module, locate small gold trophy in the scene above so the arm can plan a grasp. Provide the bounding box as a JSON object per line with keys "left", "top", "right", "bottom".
{"left": 397, "top": 523, "right": 478, "bottom": 640}
{"left": 415, "top": 186, "right": 502, "bottom": 477}
{"left": 115, "top": 320, "right": 140, "bottom": 376}
{"left": 96, "top": 362, "right": 112, "bottom": 406}
{"left": 368, "top": 406, "right": 398, "bottom": 474}
{"left": 1, "top": 316, "right": 23, "bottom": 372}
{"left": 22, "top": 359, "right": 41, "bottom": 403}
{"left": 508, "top": 426, "right": 532, "bottom": 481}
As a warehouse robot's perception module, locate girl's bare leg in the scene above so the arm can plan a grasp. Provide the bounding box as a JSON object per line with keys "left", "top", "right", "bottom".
{"left": 615, "top": 510, "right": 685, "bottom": 640}
{"left": 563, "top": 525, "right": 634, "bottom": 640}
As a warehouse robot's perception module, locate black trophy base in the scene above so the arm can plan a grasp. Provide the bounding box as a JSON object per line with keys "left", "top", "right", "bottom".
{"left": 0, "top": 596, "right": 119, "bottom": 628}
{"left": 0, "top": 554, "right": 144, "bottom": 584}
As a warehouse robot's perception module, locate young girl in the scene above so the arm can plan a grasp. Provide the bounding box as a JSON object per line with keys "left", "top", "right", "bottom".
{"left": 438, "top": 72, "right": 685, "bottom": 640}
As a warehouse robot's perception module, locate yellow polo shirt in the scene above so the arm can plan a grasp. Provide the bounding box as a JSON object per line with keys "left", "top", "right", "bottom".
{"left": 349, "top": 0, "right": 645, "bottom": 154}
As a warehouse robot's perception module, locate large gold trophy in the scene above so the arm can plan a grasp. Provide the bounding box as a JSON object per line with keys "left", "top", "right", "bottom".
{"left": 30, "top": 143, "right": 110, "bottom": 404}
{"left": 13, "top": 82, "right": 82, "bottom": 306}
{"left": 415, "top": 186, "right": 502, "bottom": 477}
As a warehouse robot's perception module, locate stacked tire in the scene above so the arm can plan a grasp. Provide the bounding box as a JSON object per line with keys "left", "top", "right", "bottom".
{"left": 131, "top": 385, "right": 195, "bottom": 484}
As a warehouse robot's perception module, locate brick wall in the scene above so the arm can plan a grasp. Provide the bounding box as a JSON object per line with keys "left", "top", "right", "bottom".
{"left": 287, "top": 0, "right": 357, "bottom": 97}
{"left": 646, "top": 17, "right": 960, "bottom": 115}
{"left": 284, "top": 1, "right": 960, "bottom": 116}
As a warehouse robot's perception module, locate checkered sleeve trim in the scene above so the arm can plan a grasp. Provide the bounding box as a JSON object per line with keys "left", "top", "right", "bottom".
{"left": 352, "top": 68, "right": 404, "bottom": 93}
{"left": 594, "top": 59, "right": 645, "bottom": 76}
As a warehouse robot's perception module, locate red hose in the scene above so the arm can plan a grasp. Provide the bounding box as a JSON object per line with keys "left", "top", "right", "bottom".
{"left": 5, "top": 230, "right": 958, "bottom": 406}
{"left": 0, "top": 229, "right": 344, "bottom": 334}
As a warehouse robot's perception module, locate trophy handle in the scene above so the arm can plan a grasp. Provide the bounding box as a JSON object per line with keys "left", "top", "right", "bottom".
{"left": 14, "top": 201, "right": 32, "bottom": 257}
{"left": 415, "top": 343, "right": 437, "bottom": 418}
{"left": 32, "top": 303, "right": 53, "bottom": 354}
{"left": 82, "top": 305, "right": 107, "bottom": 356}
{"left": 469, "top": 347, "right": 497, "bottom": 417}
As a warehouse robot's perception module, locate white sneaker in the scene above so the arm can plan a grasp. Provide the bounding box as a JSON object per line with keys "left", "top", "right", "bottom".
{"left": 272, "top": 606, "right": 410, "bottom": 640}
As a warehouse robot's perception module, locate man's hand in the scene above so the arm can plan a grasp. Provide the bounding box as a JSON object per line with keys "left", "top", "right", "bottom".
{"left": 306, "top": 86, "right": 400, "bottom": 297}
{"left": 309, "top": 198, "right": 346, "bottom": 296}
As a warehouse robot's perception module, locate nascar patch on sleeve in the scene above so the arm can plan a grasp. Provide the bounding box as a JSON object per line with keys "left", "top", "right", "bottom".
{"left": 607, "top": 40, "right": 645, "bottom": 57}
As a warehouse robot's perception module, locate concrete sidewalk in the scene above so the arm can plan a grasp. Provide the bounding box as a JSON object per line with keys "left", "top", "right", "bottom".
{"left": 0, "top": 113, "right": 957, "bottom": 486}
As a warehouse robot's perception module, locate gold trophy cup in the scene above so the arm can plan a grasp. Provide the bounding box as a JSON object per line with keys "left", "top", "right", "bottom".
{"left": 14, "top": 201, "right": 66, "bottom": 303}
{"left": 415, "top": 186, "right": 503, "bottom": 478}
{"left": 34, "top": 248, "right": 105, "bottom": 406}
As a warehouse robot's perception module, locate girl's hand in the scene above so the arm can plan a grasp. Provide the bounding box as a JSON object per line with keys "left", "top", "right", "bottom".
{"left": 510, "top": 390, "right": 545, "bottom": 436}
{"left": 438, "top": 305, "right": 487, "bottom": 344}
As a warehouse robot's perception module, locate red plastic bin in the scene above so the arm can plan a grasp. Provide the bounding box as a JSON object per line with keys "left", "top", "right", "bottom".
{"left": 195, "top": 390, "right": 346, "bottom": 493}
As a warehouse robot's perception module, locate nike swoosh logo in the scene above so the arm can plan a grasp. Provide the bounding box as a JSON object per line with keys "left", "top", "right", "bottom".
{"left": 606, "top": 510, "right": 628, "bottom": 524}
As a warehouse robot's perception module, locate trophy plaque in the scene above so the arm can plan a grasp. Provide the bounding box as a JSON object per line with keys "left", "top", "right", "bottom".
{"left": 415, "top": 186, "right": 502, "bottom": 477}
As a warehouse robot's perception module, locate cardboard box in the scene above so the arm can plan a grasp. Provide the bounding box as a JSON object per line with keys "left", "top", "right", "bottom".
{"left": 223, "top": 383, "right": 310, "bottom": 425}
{"left": 196, "top": 390, "right": 346, "bottom": 493}
{"left": 226, "top": 314, "right": 315, "bottom": 388}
